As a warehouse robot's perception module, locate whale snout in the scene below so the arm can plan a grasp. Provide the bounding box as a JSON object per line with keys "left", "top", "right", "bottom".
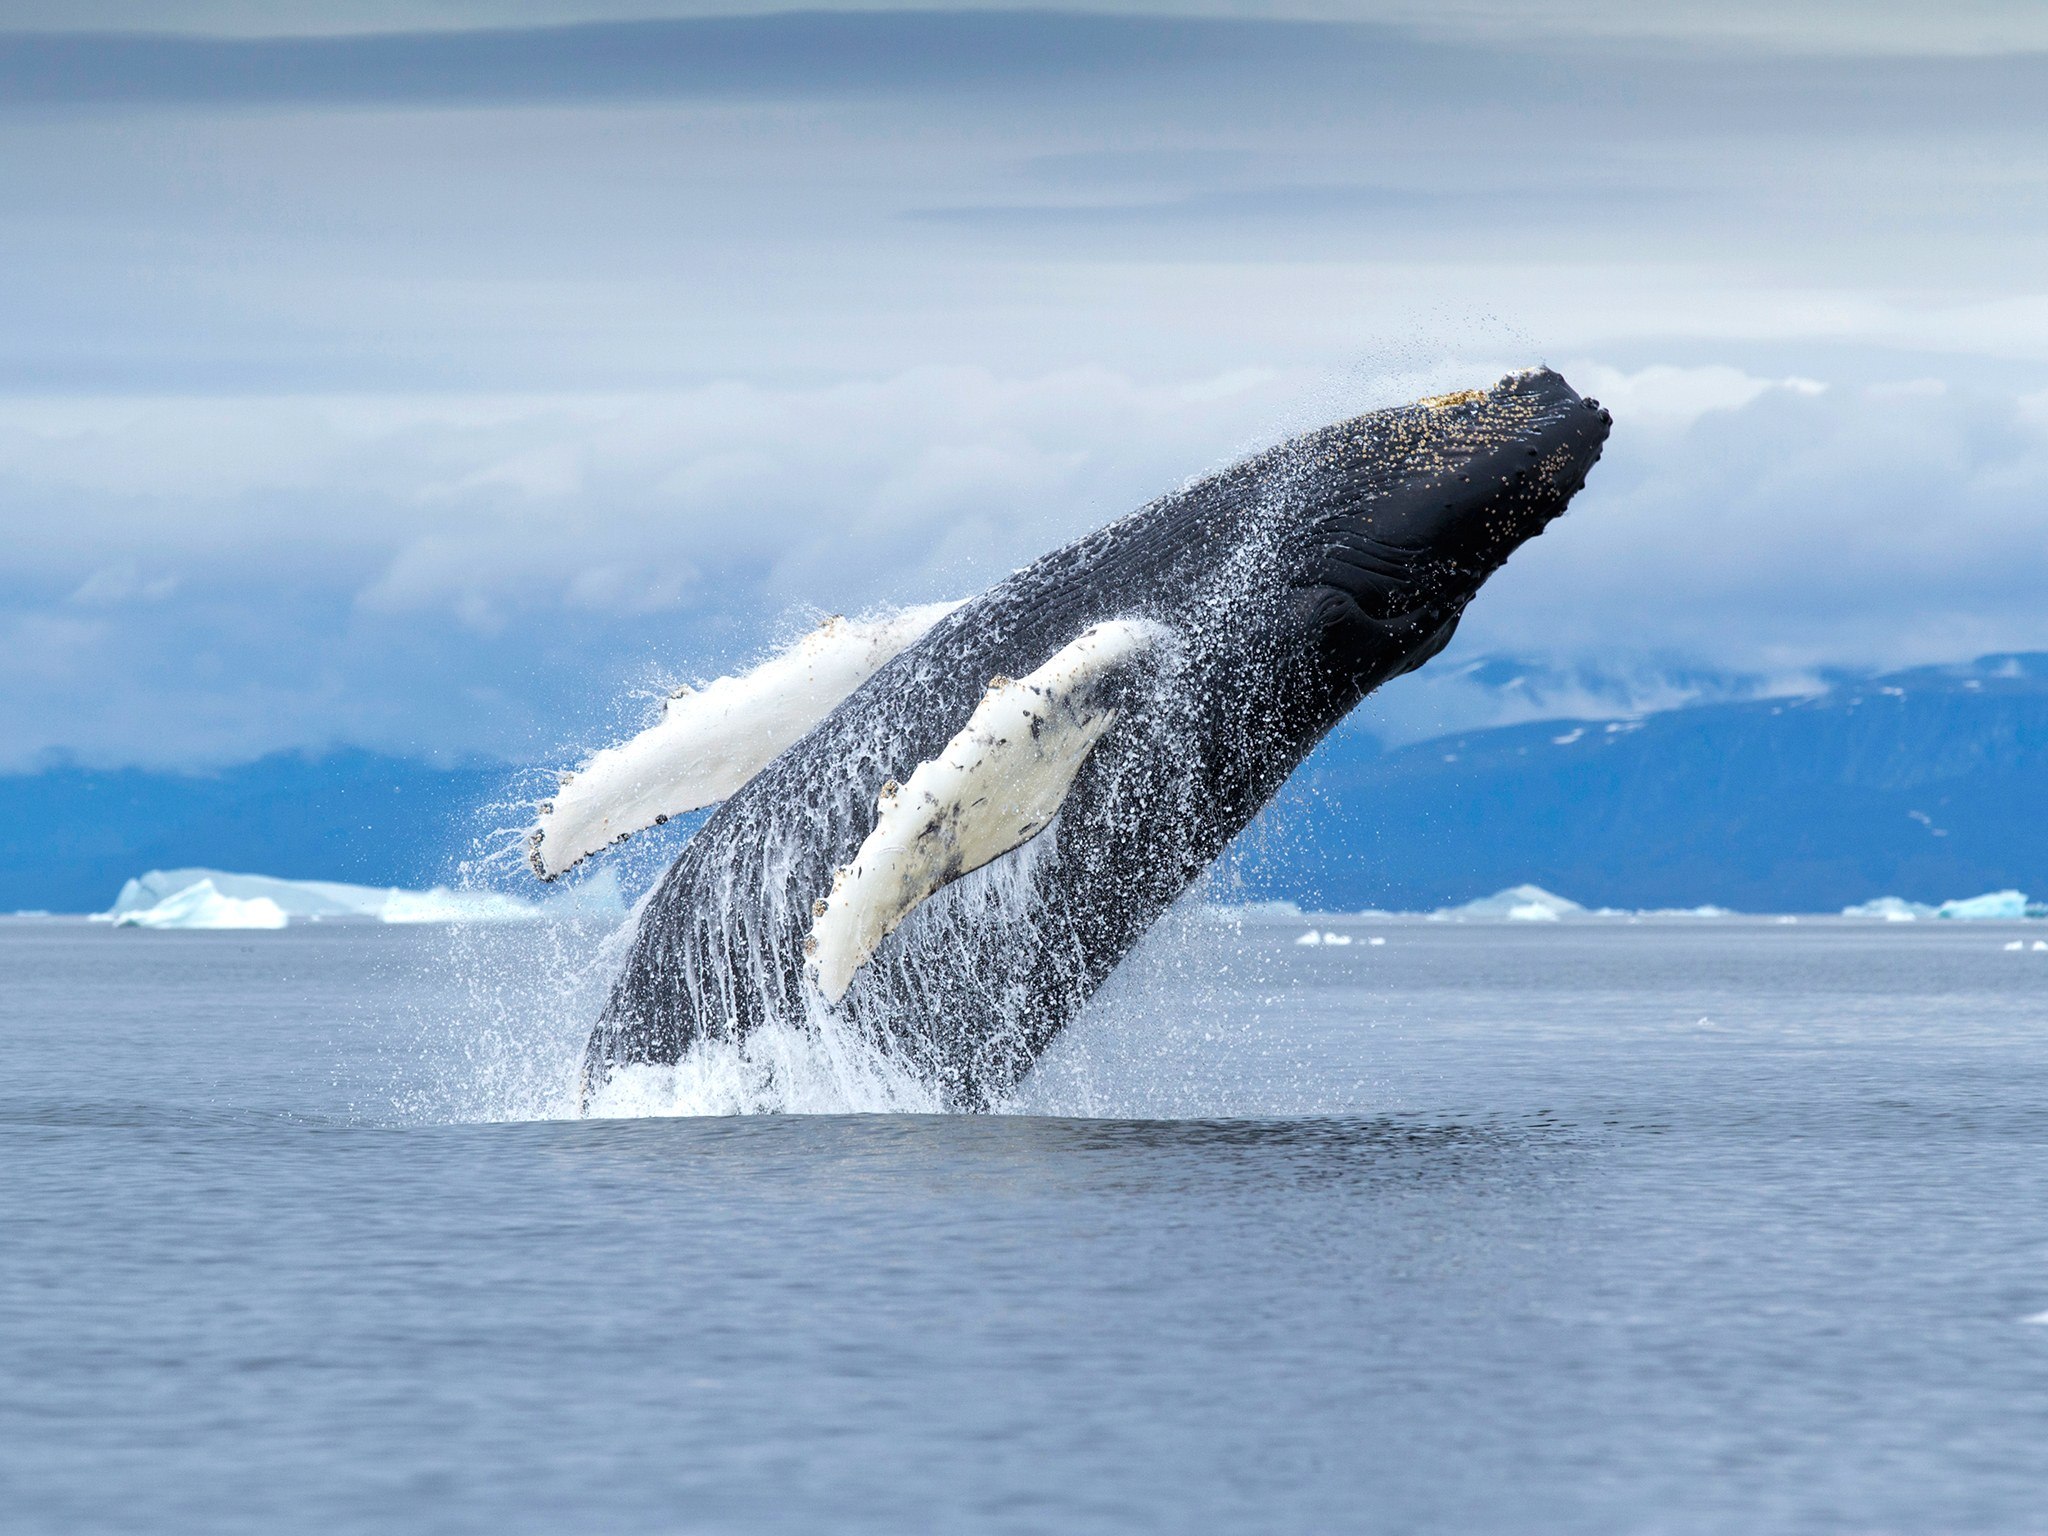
{"left": 1297, "top": 366, "right": 1609, "bottom": 665}
{"left": 1522, "top": 372, "right": 1613, "bottom": 505}
{"left": 1457, "top": 366, "right": 1611, "bottom": 530}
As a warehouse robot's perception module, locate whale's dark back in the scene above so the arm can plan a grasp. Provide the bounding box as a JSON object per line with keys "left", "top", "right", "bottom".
{"left": 588, "top": 369, "right": 1610, "bottom": 1107}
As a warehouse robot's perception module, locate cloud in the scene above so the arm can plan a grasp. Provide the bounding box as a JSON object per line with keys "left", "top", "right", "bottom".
{"left": 0, "top": 9, "right": 2044, "bottom": 770}
{"left": 0, "top": 365, "right": 1321, "bottom": 766}
{"left": 69, "top": 562, "right": 180, "bottom": 606}
{"left": 7, "top": 1, "right": 2048, "bottom": 57}
{"left": 0, "top": 15, "right": 1411, "bottom": 109}
{"left": 1572, "top": 365, "right": 1826, "bottom": 432}
{"left": 3, "top": 13, "right": 2045, "bottom": 130}
{"left": 905, "top": 182, "right": 1678, "bottom": 236}
{"left": 0, "top": 11, "right": 2044, "bottom": 403}
{"left": 1439, "top": 362, "right": 2048, "bottom": 674}
{"left": 1, "top": 368, "right": 1314, "bottom": 610}
{"left": 3, "top": 357, "right": 2048, "bottom": 769}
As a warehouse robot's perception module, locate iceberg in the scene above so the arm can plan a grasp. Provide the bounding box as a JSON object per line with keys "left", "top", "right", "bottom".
{"left": 1442, "top": 884, "right": 1585, "bottom": 921}
{"left": 110, "top": 868, "right": 420, "bottom": 922}
{"left": 1938, "top": 889, "right": 2030, "bottom": 921}
{"left": 102, "top": 868, "right": 570, "bottom": 928}
{"left": 113, "top": 879, "right": 289, "bottom": 931}
{"left": 1843, "top": 896, "right": 1937, "bottom": 921}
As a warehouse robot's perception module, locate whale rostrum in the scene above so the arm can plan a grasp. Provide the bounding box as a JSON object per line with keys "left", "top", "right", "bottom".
{"left": 560, "top": 368, "right": 1612, "bottom": 1111}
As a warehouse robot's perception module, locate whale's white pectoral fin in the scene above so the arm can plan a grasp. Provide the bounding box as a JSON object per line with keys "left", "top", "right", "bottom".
{"left": 805, "top": 618, "right": 1168, "bottom": 1002}
{"left": 528, "top": 599, "right": 965, "bottom": 880}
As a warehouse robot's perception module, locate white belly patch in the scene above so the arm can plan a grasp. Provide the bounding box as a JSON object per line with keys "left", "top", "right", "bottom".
{"left": 805, "top": 618, "right": 1168, "bottom": 1003}
{"left": 529, "top": 600, "right": 963, "bottom": 880}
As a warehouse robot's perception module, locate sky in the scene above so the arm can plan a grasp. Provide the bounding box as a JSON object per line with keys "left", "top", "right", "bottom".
{"left": 3, "top": 2, "right": 2046, "bottom": 769}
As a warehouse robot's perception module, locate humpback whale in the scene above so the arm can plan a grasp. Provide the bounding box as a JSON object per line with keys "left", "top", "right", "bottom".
{"left": 541, "top": 368, "right": 1610, "bottom": 1111}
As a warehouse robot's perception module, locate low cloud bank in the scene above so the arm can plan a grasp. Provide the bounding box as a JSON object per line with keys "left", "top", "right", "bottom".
{"left": 5, "top": 358, "right": 2048, "bottom": 768}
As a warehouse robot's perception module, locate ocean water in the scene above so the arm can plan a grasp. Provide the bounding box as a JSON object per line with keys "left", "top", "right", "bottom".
{"left": 4, "top": 914, "right": 2048, "bottom": 1533}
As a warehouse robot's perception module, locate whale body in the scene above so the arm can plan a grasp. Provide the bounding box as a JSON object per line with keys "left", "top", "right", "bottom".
{"left": 561, "top": 368, "right": 1611, "bottom": 1110}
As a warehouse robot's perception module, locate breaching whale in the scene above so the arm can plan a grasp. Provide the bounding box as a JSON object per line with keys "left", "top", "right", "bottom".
{"left": 539, "top": 368, "right": 1610, "bottom": 1110}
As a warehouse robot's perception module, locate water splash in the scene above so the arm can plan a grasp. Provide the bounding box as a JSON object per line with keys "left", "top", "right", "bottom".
{"left": 585, "top": 1016, "right": 943, "bottom": 1117}
{"left": 385, "top": 552, "right": 1329, "bottom": 1123}
{"left": 380, "top": 865, "right": 1312, "bottom": 1125}
{"left": 385, "top": 906, "right": 634, "bottom": 1124}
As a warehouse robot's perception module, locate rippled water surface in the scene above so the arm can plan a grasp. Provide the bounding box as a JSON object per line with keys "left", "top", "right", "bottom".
{"left": 5, "top": 916, "right": 2047, "bottom": 1533}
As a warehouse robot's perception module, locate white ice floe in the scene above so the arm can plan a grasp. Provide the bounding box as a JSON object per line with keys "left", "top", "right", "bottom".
{"left": 1939, "top": 889, "right": 2032, "bottom": 921}
{"left": 101, "top": 867, "right": 575, "bottom": 928}
{"left": 807, "top": 618, "right": 1165, "bottom": 1002}
{"left": 1442, "top": 884, "right": 1585, "bottom": 921}
{"left": 1295, "top": 930, "right": 1321, "bottom": 946}
{"left": 112, "top": 879, "right": 288, "bottom": 930}
{"left": 530, "top": 600, "right": 963, "bottom": 880}
{"left": 1842, "top": 896, "right": 1937, "bottom": 921}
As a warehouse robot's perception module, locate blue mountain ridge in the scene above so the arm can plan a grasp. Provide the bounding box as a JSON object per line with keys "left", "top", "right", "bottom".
{"left": 1229, "top": 653, "right": 2048, "bottom": 913}
{"left": 0, "top": 751, "right": 516, "bottom": 915}
{"left": 4, "top": 654, "right": 2042, "bottom": 916}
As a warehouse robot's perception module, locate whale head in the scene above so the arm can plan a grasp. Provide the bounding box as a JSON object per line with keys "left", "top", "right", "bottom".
{"left": 1268, "top": 366, "right": 1611, "bottom": 699}
{"left": 1179, "top": 366, "right": 1605, "bottom": 720}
